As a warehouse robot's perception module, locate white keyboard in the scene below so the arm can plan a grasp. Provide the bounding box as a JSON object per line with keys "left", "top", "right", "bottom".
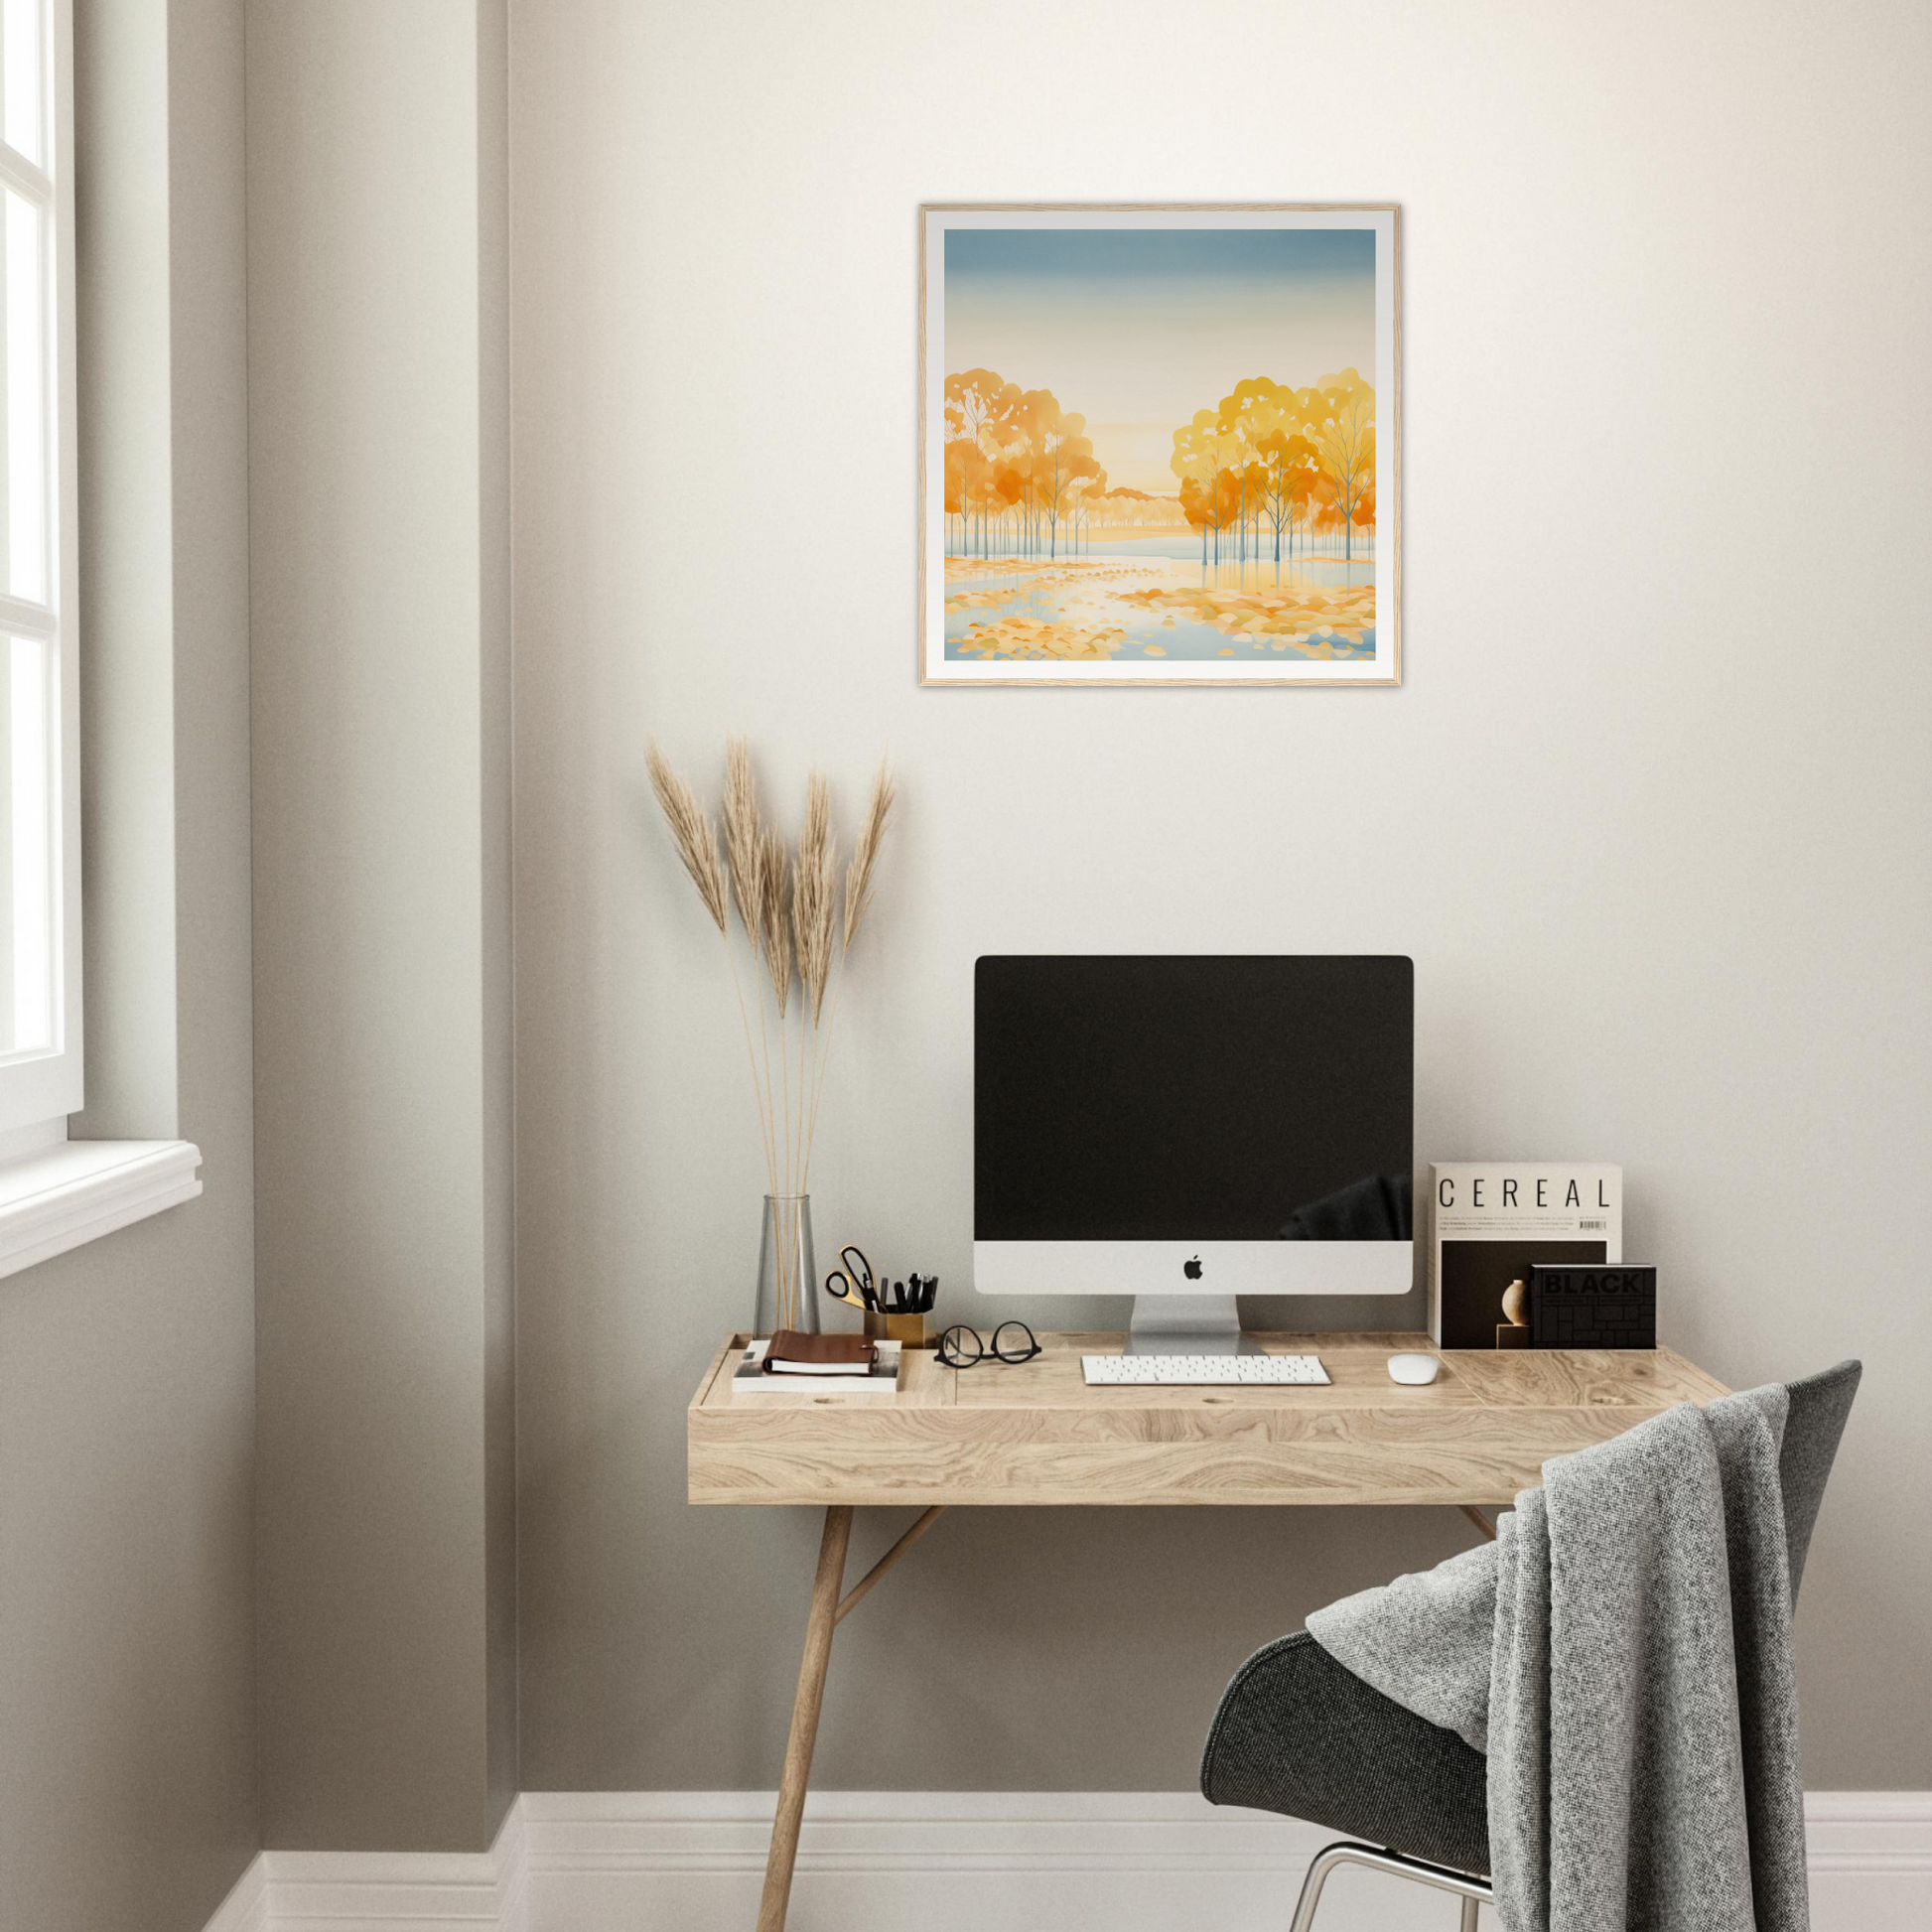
{"left": 1081, "top": 1352, "right": 1329, "bottom": 1386}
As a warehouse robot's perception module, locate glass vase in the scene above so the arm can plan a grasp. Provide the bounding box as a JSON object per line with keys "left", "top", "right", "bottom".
{"left": 754, "top": 1193, "right": 818, "bottom": 1338}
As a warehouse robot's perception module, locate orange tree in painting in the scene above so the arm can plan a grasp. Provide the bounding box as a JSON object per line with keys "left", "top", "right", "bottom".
{"left": 943, "top": 364, "right": 1375, "bottom": 565}
{"left": 944, "top": 368, "right": 1107, "bottom": 560}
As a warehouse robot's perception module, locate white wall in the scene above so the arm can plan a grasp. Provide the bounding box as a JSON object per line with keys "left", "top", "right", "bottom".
{"left": 510, "top": 0, "right": 1932, "bottom": 1794}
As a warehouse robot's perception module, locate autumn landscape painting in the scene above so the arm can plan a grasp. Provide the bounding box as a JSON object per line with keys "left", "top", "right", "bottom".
{"left": 919, "top": 207, "right": 1398, "bottom": 685}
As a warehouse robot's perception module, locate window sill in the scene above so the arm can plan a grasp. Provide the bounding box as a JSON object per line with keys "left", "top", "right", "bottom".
{"left": 0, "top": 1140, "right": 204, "bottom": 1282}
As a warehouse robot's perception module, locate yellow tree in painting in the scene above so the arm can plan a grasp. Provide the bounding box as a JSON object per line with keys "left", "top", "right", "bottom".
{"left": 1169, "top": 371, "right": 1375, "bottom": 565}
{"left": 1308, "top": 369, "right": 1374, "bottom": 562}
{"left": 945, "top": 363, "right": 1375, "bottom": 566}
{"left": 1094, "top": 486, "right": 1181, "bottom": 529}
{"left": 1172, "top": 410, "right": 1235, "bottom": 564}
{"left": 1065, "top": 466, "right": 1116, "bottom": 552}
{"left": 944, "top": 369, "right": 1112, "bottom": 559}
{"left": 944, "top": 367, "right": 1021, "bottom": 558}
{"left": 1035, "top": 405, "right": 1101, "bottom": 560}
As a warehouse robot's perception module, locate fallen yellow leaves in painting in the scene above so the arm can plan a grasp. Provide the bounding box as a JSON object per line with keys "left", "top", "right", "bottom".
{"left": 1116, "top": 581, "right": 1376, "bottom": 657}
{"left": 946, "top": 587, "right": 1028, "bottom": 613}
{"left": 947, "top": 557, "right": 1143, "bottom": 658}
{"left": 944, "top": 554, "right": 1376, "bottom": 663}
{"left": 955, "top": 613, "right": 1126, "bottom": 660}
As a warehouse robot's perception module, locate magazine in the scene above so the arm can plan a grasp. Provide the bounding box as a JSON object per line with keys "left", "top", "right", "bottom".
{"left": 1428, "top": 1164, "right": 1621, "bottom": 1349}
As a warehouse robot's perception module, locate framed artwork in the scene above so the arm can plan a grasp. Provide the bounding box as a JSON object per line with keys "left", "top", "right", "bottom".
{"left": 918, "top": 205, "right": 1399, "bottom": 687}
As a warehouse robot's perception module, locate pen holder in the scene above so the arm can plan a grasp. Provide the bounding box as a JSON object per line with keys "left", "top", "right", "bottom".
{"left": 866, "top": 1310, "right": 927, "bottom": 1348}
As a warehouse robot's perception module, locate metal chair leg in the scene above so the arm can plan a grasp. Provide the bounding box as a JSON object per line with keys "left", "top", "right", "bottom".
{"left": 1286, "top": 1844, "right": 1348, "bottom": 1932}
{"left": 1288, "top": 1841, "right": 1493, "bottom": 1932}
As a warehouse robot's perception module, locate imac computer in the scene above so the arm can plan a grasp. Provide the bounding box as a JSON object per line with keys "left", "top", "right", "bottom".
{"left": 973, "top": 955, "right": 1415, "bottom": 1354}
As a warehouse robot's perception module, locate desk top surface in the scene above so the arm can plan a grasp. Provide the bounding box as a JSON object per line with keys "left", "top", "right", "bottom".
{"left": 688, "top": 1331, "right": 1729, "bottom": 1508}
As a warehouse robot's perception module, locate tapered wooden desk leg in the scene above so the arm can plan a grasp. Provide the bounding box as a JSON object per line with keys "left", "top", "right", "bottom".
{"left": 757, "top": 1504, "right": 853, "bottom": 1932}
{"left": 1458, "top": 1504, "right": 1498, "bottom": 1542}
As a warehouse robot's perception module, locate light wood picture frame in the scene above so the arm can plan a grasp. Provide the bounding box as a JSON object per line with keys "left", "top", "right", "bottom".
{"left": 918, "top": 204, "right": 1400, "bottom": 688}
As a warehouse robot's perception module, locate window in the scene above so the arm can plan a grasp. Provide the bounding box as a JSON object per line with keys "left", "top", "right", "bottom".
{"left": 0, "top": 0, "right": 76, "bottom": 1143}
{"left": 0, "top": 0, "right": 200, "bottom": 1272}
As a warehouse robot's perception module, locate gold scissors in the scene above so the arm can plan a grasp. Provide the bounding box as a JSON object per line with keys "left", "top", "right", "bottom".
{"left": 824, "top": 1244, "right": 878, "bottom": 1312}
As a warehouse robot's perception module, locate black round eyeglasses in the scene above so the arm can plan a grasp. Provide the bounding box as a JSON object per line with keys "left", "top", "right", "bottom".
{"left": 936, "top": 1320, "right": 1041, "bottom": 1368}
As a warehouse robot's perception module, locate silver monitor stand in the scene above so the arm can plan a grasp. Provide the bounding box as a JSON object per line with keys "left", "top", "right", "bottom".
{"left": 1124, "top": 1294, "right": 1259, "bottom": 1356}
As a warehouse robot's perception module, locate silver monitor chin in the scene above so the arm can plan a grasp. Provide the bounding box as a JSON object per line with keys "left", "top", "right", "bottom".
{"left": 971, "top": 1240, "right": 1415, "bottom": 1354}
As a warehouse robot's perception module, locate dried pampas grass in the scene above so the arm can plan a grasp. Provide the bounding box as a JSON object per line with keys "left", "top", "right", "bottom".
{"left": 759, "top": 827, "right": 793, "bottom": 1018}
{"left": 793, "top": 773, "right": 836, "bottom": 1025}
{"left": 645, "top": 741, "right": 727, "bottom": 935}
{"left": 844, "top": 759, "right": 896, "bottom": 949}
{"left": 645, "top": 737, "right": 896, "bottom": 1224}
{"left": 722, "top": 736, "right": 763, "bottom": 940}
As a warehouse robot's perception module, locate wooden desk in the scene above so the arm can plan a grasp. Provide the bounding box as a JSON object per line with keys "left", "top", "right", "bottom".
{"left": 688, "top": 1330, "right": 1728, "bottom": 1931}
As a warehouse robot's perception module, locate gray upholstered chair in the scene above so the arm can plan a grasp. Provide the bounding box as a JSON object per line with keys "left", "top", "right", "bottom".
{"left": 1200, "top": 1361, "right": 1862, "bottom": 1930}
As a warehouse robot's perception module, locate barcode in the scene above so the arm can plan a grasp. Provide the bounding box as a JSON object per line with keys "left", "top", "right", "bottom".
{"left": 1580, "top": 1218, "right": 1607, "bottom": 1230}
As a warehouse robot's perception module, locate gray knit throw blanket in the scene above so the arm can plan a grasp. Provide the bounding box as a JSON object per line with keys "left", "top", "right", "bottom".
{"left": 1307, "top": 1388, "right": 1809, "bottom": 1932}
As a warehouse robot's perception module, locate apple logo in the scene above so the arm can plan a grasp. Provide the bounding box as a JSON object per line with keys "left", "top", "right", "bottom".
{"left": 1183, "top": 1255, "right": 1203, "bottom": 1280}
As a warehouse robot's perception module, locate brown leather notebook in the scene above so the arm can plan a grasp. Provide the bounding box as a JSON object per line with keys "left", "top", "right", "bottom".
{"left": 763, "top": 1330, "right": 878, "bottom": 1375}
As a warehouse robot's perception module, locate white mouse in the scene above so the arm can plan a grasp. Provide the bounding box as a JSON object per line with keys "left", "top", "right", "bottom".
{"left": 1387, "top": 1352, "right": 1442, "bottom": 1386}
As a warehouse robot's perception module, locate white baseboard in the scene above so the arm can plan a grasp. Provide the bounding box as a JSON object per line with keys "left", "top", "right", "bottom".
{"left": 202, "top": 1852, "right": 268, "bottom": 1932}
{"left": 201, "top": 1809, "right": 527, "bottom": 1932}
{"left": 201, "top": 1789, "right": 1932, "bottom": 1932}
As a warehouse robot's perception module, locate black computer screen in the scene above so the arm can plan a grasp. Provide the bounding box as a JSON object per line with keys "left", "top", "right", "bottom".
{"left": 974, "top": 956, "right": 1414, "bottom": 1241}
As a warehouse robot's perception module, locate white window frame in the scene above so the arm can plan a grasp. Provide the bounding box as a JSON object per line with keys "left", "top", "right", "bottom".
{"left": 0, "top": 0, "right": 200, "bottom": 1278}
{"left": 0, "top": 0, "right": 79, "bottom": 1141}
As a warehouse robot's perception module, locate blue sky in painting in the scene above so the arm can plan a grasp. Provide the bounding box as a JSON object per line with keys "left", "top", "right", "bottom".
{"left": 945, "top": 226, "right": 1372, "bottom": 285}
{"left": 943, "top": 226, "right": 1376, "bottom": 489}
